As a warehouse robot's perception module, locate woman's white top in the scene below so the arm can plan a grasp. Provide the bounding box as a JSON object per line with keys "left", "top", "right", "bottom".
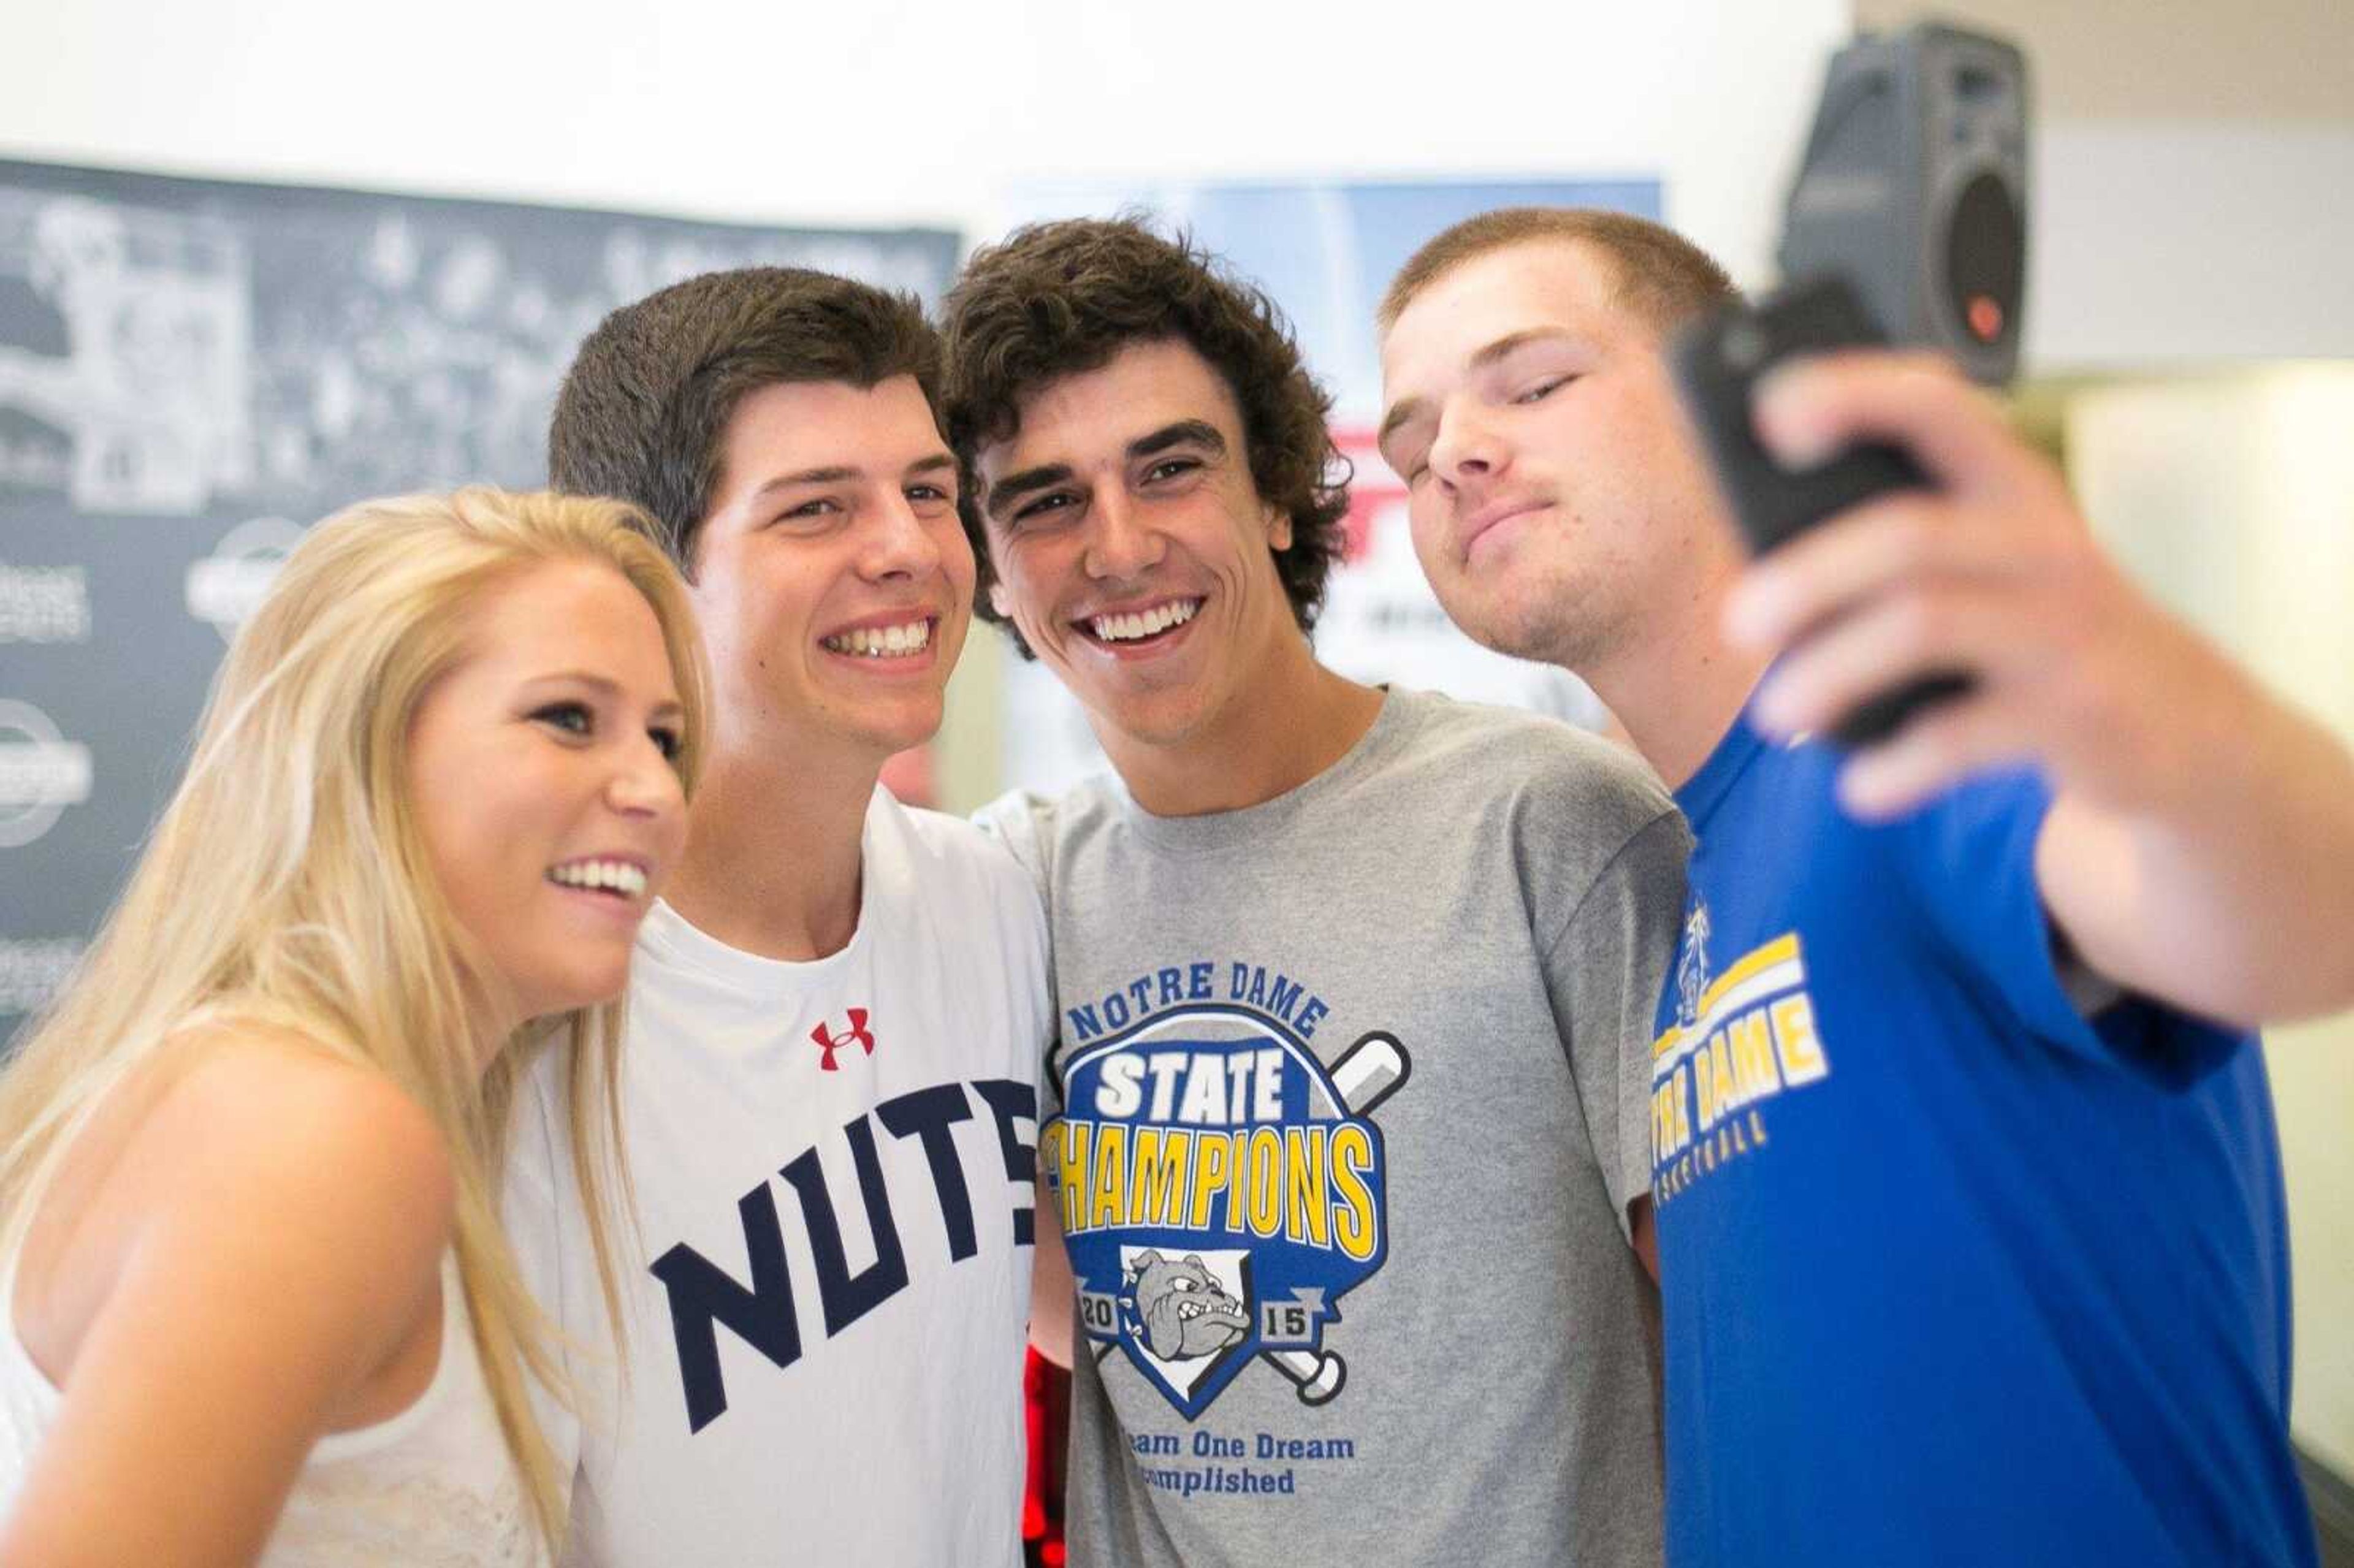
{"left": 0, "top": 1244, "right": 542, "bottom": 1566}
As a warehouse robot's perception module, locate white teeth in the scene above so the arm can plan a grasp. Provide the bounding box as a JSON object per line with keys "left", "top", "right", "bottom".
{"left": 1089, "top": 598, "right": 1200, "bottom": 643}
{"left": 822, "top": 618, "right": 932, "bottom": 658}
{"left": 549, "top": 859, "right": 648, "bottom": 898}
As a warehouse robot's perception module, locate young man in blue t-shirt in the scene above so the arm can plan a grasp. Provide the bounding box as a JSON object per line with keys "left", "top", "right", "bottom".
{"left": 1376, "top": 207, "right": 2354, "bottom": 1566}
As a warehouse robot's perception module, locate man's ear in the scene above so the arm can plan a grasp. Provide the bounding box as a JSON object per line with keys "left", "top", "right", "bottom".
{"left": 988, "top": 580, "right": 1012, "bottom": 618}
{"left": 1267, "top": 501, "right": 1293, "bottom": 553}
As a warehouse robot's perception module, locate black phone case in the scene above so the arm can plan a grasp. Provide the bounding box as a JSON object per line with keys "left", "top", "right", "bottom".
{"left": 1668, "top": 274, "right": 1973, "bottom": 747}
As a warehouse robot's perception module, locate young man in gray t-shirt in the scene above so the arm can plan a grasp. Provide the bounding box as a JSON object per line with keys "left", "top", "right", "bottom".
{"left": 945, "top": 217, "right": 1687, "bottom": 1567}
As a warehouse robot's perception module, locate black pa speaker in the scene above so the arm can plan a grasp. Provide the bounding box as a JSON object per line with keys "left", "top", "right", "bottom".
{"left": 1778, "top": 21, "right": 2028, "bottom": 386}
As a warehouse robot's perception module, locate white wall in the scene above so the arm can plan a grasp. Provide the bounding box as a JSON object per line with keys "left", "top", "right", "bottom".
{"left": 2033, "top": 123, "right": 2354, "bottom": 367}
{"left": 2069, "top": 370, "right": 2354, "bottom": 1475}
{"left": 1, "top": 0, "right": 1846, "bottom": 287}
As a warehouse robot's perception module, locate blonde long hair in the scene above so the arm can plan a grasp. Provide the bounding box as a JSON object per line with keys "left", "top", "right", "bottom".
{"left": 0, "top": 487, "right": 709, "bottom": 1551}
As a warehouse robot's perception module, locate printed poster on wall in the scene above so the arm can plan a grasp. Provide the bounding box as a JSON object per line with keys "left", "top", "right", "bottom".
{"left": 0, "top": 156, "right": 958, "bottom": 1035}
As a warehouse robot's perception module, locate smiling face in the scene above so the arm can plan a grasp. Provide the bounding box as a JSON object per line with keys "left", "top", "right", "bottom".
{"left": 406, "top": 558, "right": 688, "bottom": 1030}
{"left": 1377, "top": 238, "right": 1730, "bottom": 674}
{"left": 689, "top": 373, "right": 975, "bottom": 768}
{"left": 972, "top": 338, "right": 1298, "bottom": 759}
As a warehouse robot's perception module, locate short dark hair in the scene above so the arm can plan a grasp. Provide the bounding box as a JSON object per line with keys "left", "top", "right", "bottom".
{"left": 942, "top": 218, "right": 1347, "bottom": 655}
{"left": 1381, "top": 207, "right": 1739, "bottom": 337}
{"left": 548, "top": 267, "right": 943, "bottom": 576}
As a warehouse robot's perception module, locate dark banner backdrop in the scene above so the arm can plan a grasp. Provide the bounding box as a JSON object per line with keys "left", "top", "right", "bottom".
{"left": 0, "top": 157, "right": 958, "bottom": 1038}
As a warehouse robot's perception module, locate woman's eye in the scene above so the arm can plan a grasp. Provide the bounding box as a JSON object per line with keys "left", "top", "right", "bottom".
{"left": 532, "top": 701, "right": 593, "bottom": 737}
{"left": 649, "top": 725, "right": 682, "bottom": 762}
{"left": 1515, "top": 376, "right": 1570, "bottom": 405}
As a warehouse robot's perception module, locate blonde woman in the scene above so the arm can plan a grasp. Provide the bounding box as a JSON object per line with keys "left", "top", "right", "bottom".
{"left": 0, "top": 488, "right": 707, "bottom": 1566}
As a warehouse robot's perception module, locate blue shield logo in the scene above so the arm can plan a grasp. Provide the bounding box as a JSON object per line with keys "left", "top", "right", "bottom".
{"left": 1043, "top": 1007, "right": 1408, "bottom": 1418}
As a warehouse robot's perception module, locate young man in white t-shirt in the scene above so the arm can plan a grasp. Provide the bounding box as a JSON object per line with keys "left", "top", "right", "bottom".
{"left": 507, "top": 268, "right": 1059, "bottom": 1566}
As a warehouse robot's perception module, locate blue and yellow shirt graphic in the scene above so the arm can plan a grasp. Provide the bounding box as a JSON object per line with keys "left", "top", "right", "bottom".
{"left": 1042, "top": 1005, "right": 1407, "bottom": 1419}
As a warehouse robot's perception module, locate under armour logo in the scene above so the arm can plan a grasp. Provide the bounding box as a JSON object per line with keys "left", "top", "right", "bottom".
{"left": 810, "top": 1008, "right": 875, "bottom": 1071}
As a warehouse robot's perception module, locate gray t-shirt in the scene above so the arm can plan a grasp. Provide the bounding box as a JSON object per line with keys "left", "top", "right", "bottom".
{"left": 984, "top": 687, "right": 1689, "bottom": 1568}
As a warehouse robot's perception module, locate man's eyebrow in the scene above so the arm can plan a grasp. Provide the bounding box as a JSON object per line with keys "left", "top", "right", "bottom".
{"left": 983, "top": 462, "right": 1076, "bottom": 520}
{"left": 905, "top": 452, "right": 958, "bottom": 480}
{"left": 1379, "top": 329, "right": 1582, "bottom": 459}
{"left": 749, "top": 465, "right": 860, "bottom": 500}
{"left": 983, "top": 422, "right": 1228, "bottom": 520}
{"left": 1128, "top": 420, "right": 1227, "bottom": 461}
{"left": 1469, "top": 327, "right": 1579, "bottom": 371}
{"left": 1376, "top": 397, "right": 1426, "bottom": 459}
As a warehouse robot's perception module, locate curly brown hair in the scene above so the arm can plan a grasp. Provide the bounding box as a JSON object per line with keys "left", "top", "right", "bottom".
{"left": 941, "top": 217, "right": 1348, "bottom": 657}
{"left": 548, "top": 267, "right": 942, "bottom": 577}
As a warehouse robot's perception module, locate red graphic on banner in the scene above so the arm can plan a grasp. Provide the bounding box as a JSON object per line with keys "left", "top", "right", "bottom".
{"left": 1333, "top": 422, "right": 1403, "bottom": 566}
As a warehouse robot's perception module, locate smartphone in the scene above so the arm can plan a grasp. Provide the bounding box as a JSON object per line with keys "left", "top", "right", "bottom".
{"left": 1667, "top": 273, "right": 1974, "bottom": 747}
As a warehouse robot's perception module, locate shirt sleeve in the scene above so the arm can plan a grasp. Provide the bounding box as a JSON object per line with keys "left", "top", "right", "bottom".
{"left": 1545, "top": 807, "right": 1694, "bottom": 1235}
{"left": 1891, "top": 769, "right": 2246, "bottom": 1076}
{"left": 972, "top": 789, "right": 1052, "bottom": 899}
{"left": 972, "top": 788, "right": 1063, "bottom": 1116}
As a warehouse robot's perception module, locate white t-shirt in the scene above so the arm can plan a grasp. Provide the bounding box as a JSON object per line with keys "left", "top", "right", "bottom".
{"left": 509, "top": 790, "right": 1053, "bottom": 1567}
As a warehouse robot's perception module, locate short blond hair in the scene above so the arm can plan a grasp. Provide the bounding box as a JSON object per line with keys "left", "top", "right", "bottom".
{"left": 1380, "top": 207, "right": 1739, "bottom": 335}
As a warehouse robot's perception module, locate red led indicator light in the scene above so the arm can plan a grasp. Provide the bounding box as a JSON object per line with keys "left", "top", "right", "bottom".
{"left": 1967, "top": 295, "right": 2004, "bottom": 341}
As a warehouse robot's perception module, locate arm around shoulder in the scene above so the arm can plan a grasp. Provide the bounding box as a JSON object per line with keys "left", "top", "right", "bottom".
{"left": 1028, "top": 1174, "right": 1075, "bottom": 1369}
{"left": 0, "top": 1045, "right": 456, "bottom": 1568}
{"left": 970, "top": 787, "right": 1059, "bottom": 901}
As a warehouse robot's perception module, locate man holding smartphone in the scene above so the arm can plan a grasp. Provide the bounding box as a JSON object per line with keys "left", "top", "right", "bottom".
{"left": 1377, "top": 207, "right": 2352, "bottom": 1565}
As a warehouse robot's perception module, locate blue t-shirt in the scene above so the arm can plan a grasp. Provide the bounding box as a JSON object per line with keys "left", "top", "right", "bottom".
{"left": 1651, "top": 715, "right": 2315, "bottom": 1567}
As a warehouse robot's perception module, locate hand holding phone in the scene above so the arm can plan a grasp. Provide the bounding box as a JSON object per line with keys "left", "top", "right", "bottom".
{"left": 1669, "top": 274, "right": 1976, "bottom": 747}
